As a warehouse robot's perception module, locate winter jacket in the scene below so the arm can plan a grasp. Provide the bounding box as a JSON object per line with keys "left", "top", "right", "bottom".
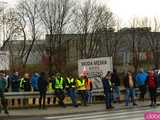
{"left": 135, "top": 72, "right": 148, "bottom": 86}
{"left": 111, "top": 72, "right": 120, "bottom": 86}
{"left": 102, "top": 78, "right": 113, "bottom": 94}
{"left": 10, "top": 74, "right": 20, "bottom": 92}
{"left": 0, "top": 77, "right": 6, "bottom": 92}
{"left": 31, "top": 74, "right": 39, "bottom": 91}
{"left": 147, "top": 73, "right": 157, "bottom": 90}
{"left": 38, "top": 76, "right": 48, "bottom": 92}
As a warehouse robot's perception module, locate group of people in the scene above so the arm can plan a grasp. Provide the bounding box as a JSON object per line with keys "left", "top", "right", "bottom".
{"left": 0, "top": 71, "right": 93, "bottom": 114}
{"left": 0, "top": 67, "right": 160, "bottom": 114}
{"left": 102, "top": 68, "right": 160, "bottom": 109}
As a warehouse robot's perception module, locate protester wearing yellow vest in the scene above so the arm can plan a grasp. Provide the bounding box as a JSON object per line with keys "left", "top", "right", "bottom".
{"left": 47, "top": 76, "right": 54, "bottom": 105}
{"left": 53, "top": 73, "right": 65, "bottom": 107}
{"left": 76, "top": 76, "right": 87, "bottom": 106}
{"left": 66, "top": 76, "right": 78, "bottom": 107}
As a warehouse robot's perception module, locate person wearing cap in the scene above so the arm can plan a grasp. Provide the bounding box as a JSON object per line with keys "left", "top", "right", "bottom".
{"left": 66, "top": 75, "right": 78, "bottom": 107}
{"left": 0, "top": 72, "right": 9, "bottom": 114}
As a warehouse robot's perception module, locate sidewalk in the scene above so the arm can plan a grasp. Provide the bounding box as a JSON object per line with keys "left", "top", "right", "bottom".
{"left": 0, "top": 101, "right": 159, "bottom": 118}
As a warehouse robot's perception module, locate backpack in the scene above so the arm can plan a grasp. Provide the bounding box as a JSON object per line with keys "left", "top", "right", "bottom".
{"left": 148, "top": 75, "right": 156, "bottom": 89}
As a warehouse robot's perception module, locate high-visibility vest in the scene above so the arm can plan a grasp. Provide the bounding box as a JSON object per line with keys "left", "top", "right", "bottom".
{"left": 48, "top": 82, "right": 54, "bottom": 92}
{"left": 55, "top": 77, "right": 63, "bottom": 89}
{"left": 20, "top": 78, "right": 24, "bottom": 89}
{"left": 85, "top": 79, "right": 92, "bottom": 90}
{"left": 108, "top": 79, "right": 112, "bottom": 91}
{"left": 66, "top": 78, "right": 75, "bottom": 88}
{"left": 76, "top": 79, "right": 85, "bottom": 90}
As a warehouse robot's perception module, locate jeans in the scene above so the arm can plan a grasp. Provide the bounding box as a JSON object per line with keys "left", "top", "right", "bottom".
{"left": 67, "top": 89, "right": 77, "bottom": 106}
{"left": 113, "top": 86, "right": 120, "bottom": 102}
{"left": 55, "top": 89, "right": 65, "bottom": 107}
{"left": 33, "top": 88, "right": 38, "bottom": 104}
{"left": 39, "top": 91, "right": 46, "bottom": 109}
{"left": 149, "top": 88, "right": 157, "bottom": 105}
{"left": 139, "top": 85, "right": 146, "bottom": 100}
{"left": 125, "top": 88, "right": 136, "bottom": 106}
{"left": 104, "top": 91, "right": 112, "bottom": 108}
{"left": 87, "top": 91, "right": 92, "bottom": 104}
{"left": 78, "top": 90, "right": 87, "bottom": 106}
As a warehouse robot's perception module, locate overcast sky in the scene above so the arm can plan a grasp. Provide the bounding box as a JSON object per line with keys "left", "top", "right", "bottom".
{"left": 3, "top": 0, "right": 160, "bottom": 27}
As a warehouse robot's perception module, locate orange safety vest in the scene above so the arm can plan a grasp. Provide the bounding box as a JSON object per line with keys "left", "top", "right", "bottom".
{"left": 85, "top": 79, "right": 92, "bottom": 90}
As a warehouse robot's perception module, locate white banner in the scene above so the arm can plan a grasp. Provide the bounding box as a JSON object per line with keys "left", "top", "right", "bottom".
{"left": 78, "top": 57, "right": 113, "bottom": 89}
{"left": 0, "top": 51, "right": 9, "bottom": 70}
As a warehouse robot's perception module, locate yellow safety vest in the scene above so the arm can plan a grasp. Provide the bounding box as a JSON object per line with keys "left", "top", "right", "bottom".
{"left": 55, "top": 77, "right": 63, "bottom": 89}
{"left": 76, "top": 79, "right": 86, "bottom": 90}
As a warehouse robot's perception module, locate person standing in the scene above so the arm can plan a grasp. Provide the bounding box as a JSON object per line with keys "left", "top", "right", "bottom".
{"left": 147, "top": 70, "right": 157, "bottom": 107}
{"left": 66, "top": 75, "right": 78, "bottom": 107}
{"left": 135, "top": 68, "right": 148, "bottom": 101}
{"left": 10, "top": 71, "right": 20, "bottom": 105}
{"left": 20, "top": 73, "right": 31, "bottom": 92}
{"left": 47, "top": 76, "right": 54, "bottom": 105}
{"left": 20, "top": 73, "right": 31, "bottom": 106}
{"left": 0, "top": 73, "right": 8, "bottom": 114}
{"left": 84, "top": 76, "right": 93, "bottom": 104}
{"left": 52, "top": 73, "right": 65, "bottom": 107}
{"left": 38, "top": 72, "right": 48, "bottom": 109}
{"left": 31, "top": 73, "right": 39, "bottom": 104}
{"left": 124, "top": 71, "right": 137, "bottom": 106}
{"left": 102, "top": 71, "right": 114, "bottom": 109}
{"left": 111, "top": 69, "right": 120, "bottom": 103}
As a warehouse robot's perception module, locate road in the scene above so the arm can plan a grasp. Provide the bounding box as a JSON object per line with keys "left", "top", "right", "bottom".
{"left": 3, "top": 106, "right": 160, "bottom": 120}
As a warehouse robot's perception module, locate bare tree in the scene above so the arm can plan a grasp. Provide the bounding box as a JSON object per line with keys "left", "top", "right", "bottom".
{"left": 0, "top": 8, "right": 25, "bottom": 69}
{"left": 17, "top": 0, "right": 43, "bottom": 68}
{"left": 138, "top": 17, "right": 160, "bottom": 68}
{"left": 40, "top": 0, "right": 74, "bottom": 73}
{"left": 73, "top": 0, "right": 119, "bottom": 62}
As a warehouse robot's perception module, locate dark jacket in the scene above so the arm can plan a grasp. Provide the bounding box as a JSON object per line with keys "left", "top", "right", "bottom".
{"left": 0, "top": 77, "right": 6, "bottom": 92}
{"left": 23, "top": 78, "right": 31, "bottom": 91}
{"left": 38, "top": 76, "right": 48, "bottom": 92}
{"left": 111, "top": 72, "right": 120, "bottom": 86}
{"left": 124, "top": 75, "right": 136, "bottom": 88}
{"left": 10, "top": 74, "right": 20, "bottom": 92}
{"left": 102, "top": 78, "right": 112, "bottom": 94}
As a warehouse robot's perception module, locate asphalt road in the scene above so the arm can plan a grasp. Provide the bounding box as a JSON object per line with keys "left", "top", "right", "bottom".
{"left": 3, "top": 106, "right": 160, "bottom": 120}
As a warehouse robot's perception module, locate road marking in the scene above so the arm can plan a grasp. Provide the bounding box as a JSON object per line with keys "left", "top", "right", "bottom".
{"left": 58, "top": 109, "right": 151, "bottom": 120}
{"left": 44, "top": 108, "right": 151, "bottom": 120}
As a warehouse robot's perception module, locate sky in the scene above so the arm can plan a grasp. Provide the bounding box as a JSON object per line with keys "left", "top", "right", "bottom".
{"left": 2, "top": 0, "right": 160, "bottom": 27}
